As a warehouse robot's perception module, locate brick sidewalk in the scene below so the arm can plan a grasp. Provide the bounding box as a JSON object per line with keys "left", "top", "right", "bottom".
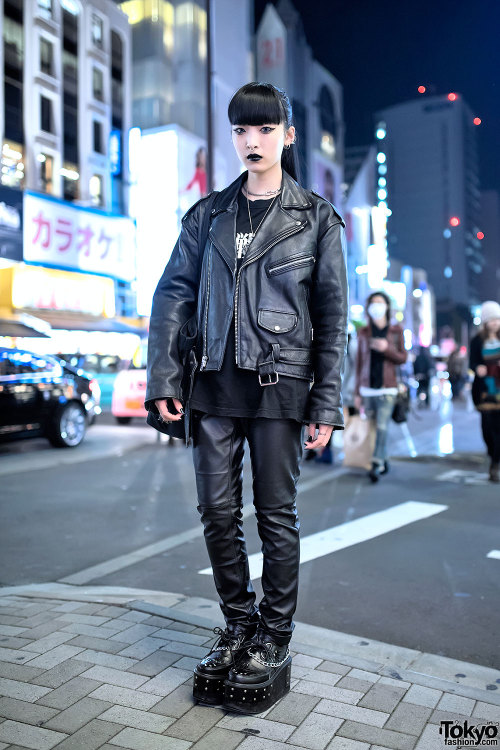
{"left": 0, "top": 593, "right": 499, "bottom": 750}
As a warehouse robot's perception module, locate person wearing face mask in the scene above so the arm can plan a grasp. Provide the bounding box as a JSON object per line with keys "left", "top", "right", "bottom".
{"left": 469, "top": 301, "right": 500, "bottom": 483}
{"left": 354, "top": 291, "right": 407, "bottom": 482}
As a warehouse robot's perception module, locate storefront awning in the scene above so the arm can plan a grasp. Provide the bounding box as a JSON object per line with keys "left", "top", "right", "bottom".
{"left": 0, "top": 308, "right": 52, "bottom": 338}
{"left": 35, "top": 311, "right": 147, "bottom": 335}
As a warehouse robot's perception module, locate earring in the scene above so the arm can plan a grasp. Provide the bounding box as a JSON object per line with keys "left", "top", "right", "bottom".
{"left": 284, "top": 144, "right": 291, "bottom": 150}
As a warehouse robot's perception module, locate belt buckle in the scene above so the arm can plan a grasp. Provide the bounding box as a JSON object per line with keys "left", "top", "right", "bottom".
{"left": 258, "top": 372, "right": 279, "bottom": 386}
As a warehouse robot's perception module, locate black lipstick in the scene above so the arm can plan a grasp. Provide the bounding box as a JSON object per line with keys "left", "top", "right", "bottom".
{"left": 247, "top": 154, "right": 262, "bottom": 161}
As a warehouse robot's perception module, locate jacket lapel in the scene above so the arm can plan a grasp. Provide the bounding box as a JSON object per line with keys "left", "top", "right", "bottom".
{"left": 209, "top": 208, "right": 237, "bottom": 273}
{"left": 207, "top": 170, "right": 311, "bottom": 270}
{"left": 241, "top": 201, "right": 303, "bottom": 265}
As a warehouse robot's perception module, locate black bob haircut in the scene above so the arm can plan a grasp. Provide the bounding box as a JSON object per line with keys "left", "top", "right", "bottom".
{"left": 228, "top": 82, "right": 299, "bottom": 182}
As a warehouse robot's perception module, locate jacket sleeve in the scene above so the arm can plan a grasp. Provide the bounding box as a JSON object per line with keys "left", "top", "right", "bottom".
{"left": 145, "top": 207, "right": 201, "bottom": 409}
{"left": 306, "top": 221, "right": 349, "bottom": 427}
{"left": 384, "top": 327, "right": 407, "bottom": 365}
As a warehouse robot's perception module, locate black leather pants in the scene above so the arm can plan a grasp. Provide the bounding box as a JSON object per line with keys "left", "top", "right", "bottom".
{"left": 192, "top": 411, "right": 303, "bottom": 645}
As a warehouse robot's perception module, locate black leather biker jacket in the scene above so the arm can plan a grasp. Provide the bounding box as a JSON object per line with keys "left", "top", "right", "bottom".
{"left": 146, "top": 170, "right": 348, "bottom": 427}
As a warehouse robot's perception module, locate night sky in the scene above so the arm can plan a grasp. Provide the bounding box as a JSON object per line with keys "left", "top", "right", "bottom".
{"left": 254, "top": 0, "right": 500, "bottom": 193}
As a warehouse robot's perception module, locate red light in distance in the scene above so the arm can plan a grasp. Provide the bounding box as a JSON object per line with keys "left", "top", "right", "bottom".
{"left": 449, "top": 217, "right": 460, "bottom": 227}
{"left": 477, "top": 231, "right": 485, "bottom": 240}
{"left": 418, "top": 85, "right": 426, "bottom": 94}
{"left": 473, "top": 117, "right": 481, "bottom": 125}
{"left": 448, "top": 93, "right": 458, "bottom": 101}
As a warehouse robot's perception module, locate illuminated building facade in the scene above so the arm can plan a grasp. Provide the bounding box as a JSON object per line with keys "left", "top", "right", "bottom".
{"left": 256, "top": 1, "right": 344, "bottom": 208}
{"left": 120, "top": 0, "right": 253, "bottom": 185}
{"left": 1, "top": 0, "right": 132, "bottom": 213}
{"left": 0, "top": 0, "right": 139, "bottom": 347}
{"left": 376, "top": 95, "right": 483, "bottom": 336}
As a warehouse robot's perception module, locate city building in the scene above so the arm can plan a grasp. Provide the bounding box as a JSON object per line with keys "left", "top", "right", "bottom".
{"left": 256, "top": 0, "right": 344, "bottom": 208}
{"left": 477, "top": 190, "right": 500, "bottom": 305}
{"left": 0, "top": 0, "right": 140, "bottom": 357}
{"left": 375, "top": 94, "right": 483, "bottom": 340}
{"left": 344, "top": 144, "right": 435, "bottom": 347}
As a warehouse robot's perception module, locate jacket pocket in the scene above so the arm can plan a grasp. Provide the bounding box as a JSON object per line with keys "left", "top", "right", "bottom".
{"left": 266, "top": 253, "right": 315, "bottom": 277}
{"left": 258, "top": 309, "right": 298, "bottom": 333}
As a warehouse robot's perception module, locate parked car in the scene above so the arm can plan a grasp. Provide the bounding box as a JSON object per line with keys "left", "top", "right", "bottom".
{"left": 58, "top": 353, "right": 122, "bottom": 409}
{"left": 111, "top": 341, "right": 147, "bottom": 424}
{"left": 0, "top": 347, "right": 101, "bottom": 447}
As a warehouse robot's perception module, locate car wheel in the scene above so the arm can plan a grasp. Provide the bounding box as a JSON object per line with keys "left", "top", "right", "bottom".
{"left": 116, "top": 416, "right": 132, "bottom": 424}
{"left": 47, "top": 402, "right": 87, "bottom": 448}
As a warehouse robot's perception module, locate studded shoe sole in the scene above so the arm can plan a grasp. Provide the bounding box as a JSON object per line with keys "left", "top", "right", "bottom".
{"left": 193, "top": 667, "right": 227, "bottom": 706}
{"left": 223, "top": 655, "right": 292, "bottom": 714}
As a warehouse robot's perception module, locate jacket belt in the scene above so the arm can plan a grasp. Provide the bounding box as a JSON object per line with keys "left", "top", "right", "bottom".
{"left": 258, "top": 344, "right": 313, "bottom": 385}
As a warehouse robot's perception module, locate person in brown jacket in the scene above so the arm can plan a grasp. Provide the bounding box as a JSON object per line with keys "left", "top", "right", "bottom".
{"left": 354, "top": 291, "right": 407, "bottom": 482}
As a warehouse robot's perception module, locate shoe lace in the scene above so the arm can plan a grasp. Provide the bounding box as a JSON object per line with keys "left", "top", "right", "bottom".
{"left": 208, "top": 626, "right": 242, "bottom": 658}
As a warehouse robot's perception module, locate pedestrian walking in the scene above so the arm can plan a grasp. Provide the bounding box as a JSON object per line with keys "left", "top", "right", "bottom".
{"left": 354, "top": 291, "right": 407, "bottom": 483}
{"left": 146, "top": 82, "right": 348, "bottom": 712}
{"left": 413, "top": 346, "right": 435, "bottom": 407}
{"left": 448, "top": 347, "right": 468, "bottom": 400}
{"left": 470, "top": 300, "right": 500, "bottom": 483}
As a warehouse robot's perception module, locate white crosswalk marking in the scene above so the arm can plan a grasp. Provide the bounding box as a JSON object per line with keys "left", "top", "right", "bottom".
{"left": 487, "top": 550, "right": 500, "bottom": 560}
{"left": 198, "top": 500, "right": 448, "bottom": 580}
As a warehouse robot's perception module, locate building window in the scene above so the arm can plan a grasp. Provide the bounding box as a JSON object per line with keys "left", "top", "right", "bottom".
{"left": 62, "top": 162, "right": 79, "bottom": 201}
{"left": 93, "top": 121, "right": 104, "bottom": 153}
{"left": 92, "top": 67, "right": 104, "bottom": 101}
{"left": 38, "top": 153, "right": 54, "bottom": 193}
{"left": 40, "top": 95, "right": 54, "bottom": 133}
{"left": 90, "top": 174, "right": 103, "bottom": 206}
{"left": 37, "top": 0, "right": 52, "bottom": 20}
{"left": 1, "top": 141, "right": 25, "bottom": 188}
{"left": 40, "top": 38, "right": 54, "bottom": 76}
{"left": 91, "top": 13, "right": 103, "bottom": 49}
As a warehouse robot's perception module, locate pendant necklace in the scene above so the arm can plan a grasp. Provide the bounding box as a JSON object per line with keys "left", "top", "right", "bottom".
{"left": 246, "top": 192, "right": 277, "bottom": 241}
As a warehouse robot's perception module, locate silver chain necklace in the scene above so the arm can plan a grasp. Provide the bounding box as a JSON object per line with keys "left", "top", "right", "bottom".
{"left": 246, "top": 192, "right": 277, "bottom": 238}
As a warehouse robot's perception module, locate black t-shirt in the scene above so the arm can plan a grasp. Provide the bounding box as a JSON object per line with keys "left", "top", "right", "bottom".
{"left": 369, "top": 323, "right": 389, "bottom": 389}
{"left": 190, "top": 189, "right": 311, "bottom": 423}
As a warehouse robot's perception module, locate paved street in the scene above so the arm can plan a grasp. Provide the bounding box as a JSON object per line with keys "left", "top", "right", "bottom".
{"left": 1, "top": 401, "right": 499, "bottom": 675}
{"left": 0, "top": 586, "right": 499, "bottom": 750}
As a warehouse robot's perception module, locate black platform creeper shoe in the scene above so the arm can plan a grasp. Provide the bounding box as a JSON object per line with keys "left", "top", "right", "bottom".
{"left": 223, "top": 632, "right": 292, "bottom": 714}
{"left": 193, "top": 626, "right": 255, "bottom": 706}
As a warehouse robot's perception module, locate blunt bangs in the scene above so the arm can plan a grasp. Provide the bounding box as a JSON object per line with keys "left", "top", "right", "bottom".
{"left": 228, "top": 83, "right": 286, "bottom": 126}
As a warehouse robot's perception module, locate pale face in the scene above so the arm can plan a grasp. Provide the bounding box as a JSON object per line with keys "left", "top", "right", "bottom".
{"left": 231, "top": 122, "right": 295, "bottom": 175}
{"left": 485, "top": 318, "right": 500, "bottom": 336}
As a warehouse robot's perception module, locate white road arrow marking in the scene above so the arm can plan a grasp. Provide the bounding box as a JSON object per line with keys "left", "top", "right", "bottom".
{"left": 487, "top": 550, "right": 500, "bottom": 560}
{"left": 198, "top": 501, "right": 448, "bottom": 580}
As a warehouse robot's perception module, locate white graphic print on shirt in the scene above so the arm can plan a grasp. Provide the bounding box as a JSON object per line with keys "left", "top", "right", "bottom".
{"left": 236, "top": 231, "right": 255, "bottom": 260}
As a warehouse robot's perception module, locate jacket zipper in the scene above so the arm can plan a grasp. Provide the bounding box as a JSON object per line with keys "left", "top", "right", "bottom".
{"left": 200, "top": 244, "right": 213, "bottom": 370}
{"left": 267, "top": 255, "right": 315, "bottom": 275}
{"left": 235, "top": 222, "right": 306, "bottom": 365}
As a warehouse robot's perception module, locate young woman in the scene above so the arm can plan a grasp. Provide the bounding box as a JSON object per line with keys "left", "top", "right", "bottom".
{"left": 470, "top": 300, "right": 500, "bottom": 483}
{"left": 354, "top": 291, "right": 407, "bottom": 482}
{"left": 146, "top": 82, "right": 348, "bottom": 713}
